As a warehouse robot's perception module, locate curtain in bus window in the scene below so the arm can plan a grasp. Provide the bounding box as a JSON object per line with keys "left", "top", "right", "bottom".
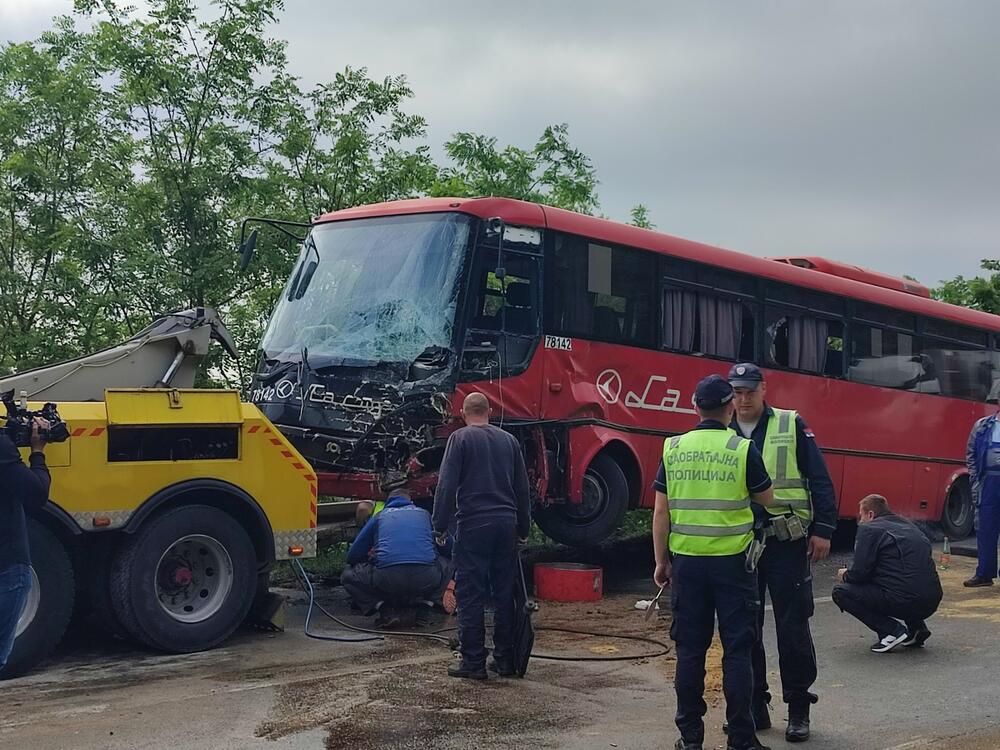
{"left": 697, "top": 295, "right": 743, "bottom": 359}
{"left": 662, "top": 288, "right": 697, "bottom": 351}
{"left": 788, "top": 316, "right": 828, "bottom": 373}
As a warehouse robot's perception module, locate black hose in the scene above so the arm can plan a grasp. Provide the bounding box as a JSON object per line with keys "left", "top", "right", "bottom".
{"left": 294, "top": 558, "right": 452, "bottom": 644}
{"left": 430, "top": 623, "right": 671, "bottom": 662}
{"left": 292, "top": 558, "right": 670, "bottom": 661}
{"left": 531, "top": 626, "right": 670, "bottom": 662}
{"left": 294, "top": 558, "right": 382, "bottom": 642}
{"left": 293, "top": 559, "right": 671, "bottom": 661}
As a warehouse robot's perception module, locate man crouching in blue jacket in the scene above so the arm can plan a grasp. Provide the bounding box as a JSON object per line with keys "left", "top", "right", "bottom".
{"left": 341, "top": 489, "right": 451, "bottom": 627}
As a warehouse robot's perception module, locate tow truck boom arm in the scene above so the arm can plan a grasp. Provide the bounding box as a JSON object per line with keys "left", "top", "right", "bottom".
{"left": 0, "top": 307, "right": 237, "bottom": 401}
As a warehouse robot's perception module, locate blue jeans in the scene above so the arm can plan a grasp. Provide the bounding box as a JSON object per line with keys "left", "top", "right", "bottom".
{"left": 976, "top": 493, "right": 1000, "bottom": 580}
{"left": 0, "top": 564, "right": 32, "bottom": 671}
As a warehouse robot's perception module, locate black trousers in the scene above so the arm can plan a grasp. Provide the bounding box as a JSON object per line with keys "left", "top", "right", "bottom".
{"left": 670, "top": 553, "right": 759, "bottom": 750}
{"left": 341, "top": 557, "right": 451, "bottom": 616}
{"left": 454, "top": 518, "right": 518, "bottom": 667}
{"left": 751, "top": 537, "right": 817, "bottom": 712}
{"left": 832, "top": 582, "right": 940, "bottom": 639}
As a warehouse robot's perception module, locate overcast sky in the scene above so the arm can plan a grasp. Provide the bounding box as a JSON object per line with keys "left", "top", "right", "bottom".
{"left": 3, "top": 1, "right": 998, "bottom": 287}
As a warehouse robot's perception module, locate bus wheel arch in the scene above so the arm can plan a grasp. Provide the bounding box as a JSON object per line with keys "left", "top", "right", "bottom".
{"left": 941, "top": 475, "right": 974, "bottom": 540}
{"left": 534, "top": 448, "right": 632, "bottom": 546}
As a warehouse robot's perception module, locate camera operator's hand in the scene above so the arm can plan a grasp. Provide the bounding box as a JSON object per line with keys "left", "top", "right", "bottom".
{"left": 30, "top": 417, "right": 50, "bottom": 452}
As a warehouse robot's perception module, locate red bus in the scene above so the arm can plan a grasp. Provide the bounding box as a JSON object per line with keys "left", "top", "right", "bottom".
{"left": 248, "top": 197, "right": 998, "bottom": 545}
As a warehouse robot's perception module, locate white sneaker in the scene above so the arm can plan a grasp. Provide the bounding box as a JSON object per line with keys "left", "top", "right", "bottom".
{"left": 870, "top": 632, "right": 907, "bottom": 653}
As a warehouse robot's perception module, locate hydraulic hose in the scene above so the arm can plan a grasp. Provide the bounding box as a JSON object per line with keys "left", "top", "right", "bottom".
{"left": 291, "top": 559, "right": 671, "bottom": 661}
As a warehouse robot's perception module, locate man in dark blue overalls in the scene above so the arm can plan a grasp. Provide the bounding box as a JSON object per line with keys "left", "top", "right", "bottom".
{"left": 964, "top": 396, "right": 1000, "bottom": 588}
{"left": 727, "top": 363, "right": 837, "bottom": 743}
{"left": 653, "top": 375, "right": 775, "bottom": 750}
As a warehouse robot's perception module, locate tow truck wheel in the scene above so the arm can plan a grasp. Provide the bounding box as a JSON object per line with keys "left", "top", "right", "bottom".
{"left": 110, "top": 505, "right": 256, "bottom": 653}
{"left": 533, "top": 453, "right": 629, "bottom": 546}
{"left": 1, "top": 520, "right": 75, "bottom": 679}
{"left": 941, "top": 479, "right": 974, "bottom": 540}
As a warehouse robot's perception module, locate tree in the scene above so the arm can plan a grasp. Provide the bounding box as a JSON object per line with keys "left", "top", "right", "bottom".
{"left": 10, "top": 0, "right": 441, "bottom": 384}
{"left": 0, "top": 27, "right": 133, "bottom": 374}
{"left": 933, "top": 260, "right": 1000, "bottom": 315}
{"left": 1, "top": 1, "right": 613, "bottom": 386}
{"left": 628, "top": 204, "right": 654, "bottom": 229}
{"left": 431, "top": 123, "right": 599, "bottom": 214}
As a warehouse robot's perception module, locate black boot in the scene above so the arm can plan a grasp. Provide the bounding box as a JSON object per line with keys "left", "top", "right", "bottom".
{"left": 786, "top": 707, "right": 810, "bottom": 743}
{"left": 447, "top": 660, "right": 487, "bottom": 680}
{"left": 487, "top": 656, "right": 517, "bottom": 677}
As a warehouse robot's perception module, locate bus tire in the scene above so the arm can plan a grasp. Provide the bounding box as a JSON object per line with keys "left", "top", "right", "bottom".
{"left": 534, "top": 453, "right": 629, "bottom": 546}
{"left": 941, "top": 479, "right": 974, "bottom": 540}
{"left": 110, "top": 505, "right": 256, "bottom": 653}
{"left": 1, "top": 520, "right": 75, "bottom": 680}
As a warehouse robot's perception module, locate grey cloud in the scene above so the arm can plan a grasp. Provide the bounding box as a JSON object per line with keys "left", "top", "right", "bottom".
{"left": 6, "top": 0, "right": 998, "bottom": 286}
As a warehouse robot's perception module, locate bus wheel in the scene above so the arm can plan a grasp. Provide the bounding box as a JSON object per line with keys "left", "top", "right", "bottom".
{"left": 534, "top": 453, "right": 629, "bottom": 546}
{"left": 1, "top": 520, "right": 75, "bottom": 680}
{"left": 941, "top": 479, "right": 974, "bottom": 540}
{"left": 110, "top": 505, "right": 257, "bottom": 653}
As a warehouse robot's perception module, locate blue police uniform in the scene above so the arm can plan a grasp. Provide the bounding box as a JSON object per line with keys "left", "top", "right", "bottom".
{"left": 655, "top": 375, "right": 773, "bottom": 750}
{"left": 967, "top": 413, "right": 1000, "bottom": 583}
{"left": 727, "top": 363, "right": 837, "bottom": 738}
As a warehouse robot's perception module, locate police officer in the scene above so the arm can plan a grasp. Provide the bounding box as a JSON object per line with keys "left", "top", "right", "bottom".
{"left": 727, "top": 363, "right": 837, "bottom": 743}
{"left": 653, "top": 374, "right": 774, "bottom": 750}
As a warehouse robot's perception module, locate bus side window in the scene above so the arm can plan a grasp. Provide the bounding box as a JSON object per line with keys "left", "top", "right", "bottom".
{"left": 766, "top": 307, "right": 844, "bottom": 376}
{"left": 664, "top": 288, "right": 755, "bottom": 361}
{"left": 848, "top": 324, "right": 937, "bottom": 392}
{"left": 919, "top": 338, "right": 990, "bottom": 401}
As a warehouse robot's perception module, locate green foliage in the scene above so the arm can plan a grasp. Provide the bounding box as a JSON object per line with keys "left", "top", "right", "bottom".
{"left": 0, "top": 2, "right": 605, "bottom": 381}
{"left": 270, "top": 541, "right": 349, "bottom": 586}
{"left": 933, "top": 260, "right": 1000, "bottom": 315}
{"left": 431, "top": 123, "right": 599, "bottom": 214}
{"left": 628, "top": 204, "right": 655, "bottom": 229}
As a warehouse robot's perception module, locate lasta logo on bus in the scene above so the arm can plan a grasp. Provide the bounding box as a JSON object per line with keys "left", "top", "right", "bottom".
{"left": 596, "top": 369, "right": 697, "bottom": 415}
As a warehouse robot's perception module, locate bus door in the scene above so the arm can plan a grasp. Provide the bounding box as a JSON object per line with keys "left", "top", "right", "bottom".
{"left": 459, "top": 226, "right": 544, "bottom": 416}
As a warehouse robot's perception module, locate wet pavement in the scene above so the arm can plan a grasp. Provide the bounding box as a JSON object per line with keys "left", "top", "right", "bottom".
{"left": 1, "top": 537, "right": 999, "bottom": 749}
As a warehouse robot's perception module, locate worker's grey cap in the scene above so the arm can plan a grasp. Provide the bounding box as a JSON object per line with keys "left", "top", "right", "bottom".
{"left": 727, "top": 362, "right": 764, "bottom": 389}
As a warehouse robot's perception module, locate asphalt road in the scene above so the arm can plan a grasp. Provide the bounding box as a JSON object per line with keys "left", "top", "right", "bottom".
{"left": 2, "top": 544, "right": 999, "bottom": 750}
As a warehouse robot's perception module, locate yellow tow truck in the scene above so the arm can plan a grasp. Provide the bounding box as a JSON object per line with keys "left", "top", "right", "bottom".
{"left": 1, "top": 309, "right": 317, "bottom": 678}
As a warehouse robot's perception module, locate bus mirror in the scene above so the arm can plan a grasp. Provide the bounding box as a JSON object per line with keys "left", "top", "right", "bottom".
{"left": 486, "top": 217, "right": 505, "bottom": 237}
{"left": 495, "top": 267, "right": 506, "bottom": 282}
{"left": 237, "top": 229, "right": 258, "bottom": 273}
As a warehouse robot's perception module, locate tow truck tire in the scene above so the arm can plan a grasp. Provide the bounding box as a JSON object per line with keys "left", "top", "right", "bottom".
{"left": 941, "top": 479, "right": 974, "bottom": 540}
{"left": 533, "top": 453, "right": 629, "bottom": 547}
{"left": 110, "top": 505, "right": 256, "bottom": 653}
{"left": 1, "top": 520, "right": 75, "bottom": 680}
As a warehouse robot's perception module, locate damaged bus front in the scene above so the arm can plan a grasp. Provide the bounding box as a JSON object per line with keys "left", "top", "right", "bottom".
{"left": 249, "top": 201, "right": 549, "bottom": 505}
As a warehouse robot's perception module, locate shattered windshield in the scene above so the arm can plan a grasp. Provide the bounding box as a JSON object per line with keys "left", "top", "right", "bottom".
{"left": 261, "top": 213, "right": 472, "bottom": 365}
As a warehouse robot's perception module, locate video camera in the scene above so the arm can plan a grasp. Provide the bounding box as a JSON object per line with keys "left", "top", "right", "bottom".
{"left": 2, "top": 389, "right": 70, "bottom": 448}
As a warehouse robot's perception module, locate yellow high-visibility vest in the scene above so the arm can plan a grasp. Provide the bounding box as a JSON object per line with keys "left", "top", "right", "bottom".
{"left": 761, "top": 408, "right": 812, "bottom": 523}
{"left": 664, "top": 429, "right": 754, "bottom": 556}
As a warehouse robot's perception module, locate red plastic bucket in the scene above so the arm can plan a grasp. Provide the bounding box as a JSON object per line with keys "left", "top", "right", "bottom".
{"left": 533, "top": 562, "right": 603, "bottom": 602}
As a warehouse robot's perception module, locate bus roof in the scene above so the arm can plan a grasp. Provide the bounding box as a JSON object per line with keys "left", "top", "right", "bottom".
{"left": 315, "top": 197, "right": 1000, "bottom": 334}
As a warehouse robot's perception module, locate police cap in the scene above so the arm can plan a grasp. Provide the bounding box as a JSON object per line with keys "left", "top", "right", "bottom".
{"left": 728, "top": 362, "right": 764, "bottom": 389}
{"left": 694, "top": 374, "right": 734, "bottom": 410}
